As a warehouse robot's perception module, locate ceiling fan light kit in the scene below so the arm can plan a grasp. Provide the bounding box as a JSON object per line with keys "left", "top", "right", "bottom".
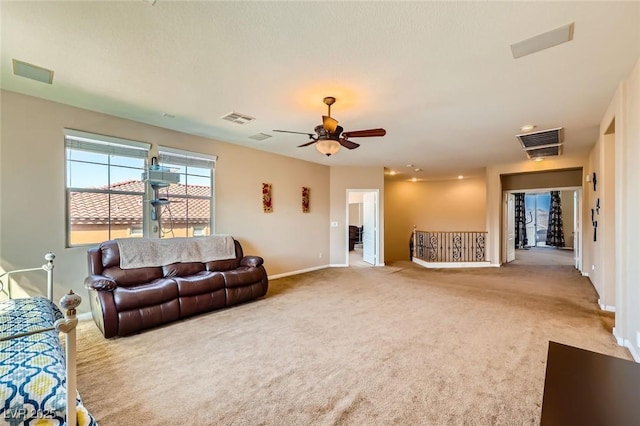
{"left": 316, "top": 139, "right": 341, "bottom": 156}
{"left": 272, "top": 96, "right": 386, "bottom": 157}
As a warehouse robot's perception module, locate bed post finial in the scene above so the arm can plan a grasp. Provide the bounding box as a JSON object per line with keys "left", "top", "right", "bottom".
{"left": 43, "top": 252, "right": 55, "bottom": 301}
{"left": 60, "top": 290, "right": 81, "bottom": 316}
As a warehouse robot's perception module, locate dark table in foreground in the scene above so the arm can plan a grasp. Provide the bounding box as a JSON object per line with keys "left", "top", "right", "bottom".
{"left": 540, "top": 341, "right": 640, "bottom": 425}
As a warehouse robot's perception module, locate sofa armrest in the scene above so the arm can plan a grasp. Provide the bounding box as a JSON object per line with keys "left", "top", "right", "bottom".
{"left": 241, "top": 256, "right": 264, "bottom": 268}
{"left": 84, "top": 275, "right": 117, "bottom": 291}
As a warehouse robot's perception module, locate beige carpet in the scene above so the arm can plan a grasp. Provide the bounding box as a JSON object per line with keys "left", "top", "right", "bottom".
{"left": 75, "top": 259, "right": 630, "bottom": 425}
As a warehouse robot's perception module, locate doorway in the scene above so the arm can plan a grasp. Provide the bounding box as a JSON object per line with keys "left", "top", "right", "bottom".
{"left": 347, "top": 189, "right": 379, "bottom": 266}
{"left": 504, "top": 187, "right": 581, "bottom": 269}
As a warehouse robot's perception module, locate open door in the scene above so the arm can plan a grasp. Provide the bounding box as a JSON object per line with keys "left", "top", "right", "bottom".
{"left": 506, "top": 193, "right": 515, "bottom": 262}
{"left": 362, "top": 192, "right": 377, "bottom": 265}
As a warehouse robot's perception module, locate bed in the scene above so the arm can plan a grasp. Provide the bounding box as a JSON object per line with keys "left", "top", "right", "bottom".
{"left": 0, "top": 253, "right": 96, "bottom": 426}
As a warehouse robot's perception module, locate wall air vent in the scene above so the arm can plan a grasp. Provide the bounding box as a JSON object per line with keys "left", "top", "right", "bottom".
{"left": 249, "top": 133, "right": 272, "bottom": 141}
{"left": 220, "top": 112, "right": 255, "bottom": 125}
{"left": 516, "top": 127, "right": 563, "bottom": 159}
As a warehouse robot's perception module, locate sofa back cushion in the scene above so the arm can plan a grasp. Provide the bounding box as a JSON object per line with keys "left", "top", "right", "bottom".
{"left": 205, "top": 258, "right": 241, "bottom": 272}
{"left": 102, "top": 265, "right": 164, "bottom": 287}
{"left": 98, "top": 240, "right": 162, "bottom": 287}
{"left": 204, "top": 239, "right": 243, "bottom": 272}
{"left": 163, "top": 262, "right": 205, "bottom": 278}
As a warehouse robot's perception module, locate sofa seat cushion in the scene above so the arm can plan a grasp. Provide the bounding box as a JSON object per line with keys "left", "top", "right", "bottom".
{"left": 220, "top": 266, "right": 265, "bottom": 288}
{"left": 113, "top": 278, "right": 178, "bottom": 311}
{"left": 174, "top": 272, "right": 225, "bottom": 297}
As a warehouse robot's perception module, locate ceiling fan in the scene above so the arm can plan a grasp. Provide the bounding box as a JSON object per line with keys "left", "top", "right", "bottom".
{"left": 273, "top": 96, "right": 386, "bottom": 157}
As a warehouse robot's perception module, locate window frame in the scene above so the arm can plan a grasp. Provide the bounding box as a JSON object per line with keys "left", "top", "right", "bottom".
{"left": 156, "top": 146, "right": 217, "bottom": 239}
{"left": 64, "top": 129, "right": 150, "bottom": 247}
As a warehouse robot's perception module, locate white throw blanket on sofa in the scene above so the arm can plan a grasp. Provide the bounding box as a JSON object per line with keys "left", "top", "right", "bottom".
{"left": 116, "top": 235, "right": 236, "bottom": 269}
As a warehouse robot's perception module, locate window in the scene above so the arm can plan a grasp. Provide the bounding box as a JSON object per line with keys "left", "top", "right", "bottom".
{"left": 156, "top": 146, "right": 216, "bottom": 239}
{"left": 65, "top": 129, "right": 150, "bottom": 246}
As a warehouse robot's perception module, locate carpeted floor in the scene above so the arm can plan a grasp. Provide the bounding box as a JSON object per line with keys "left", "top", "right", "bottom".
{"left": 75, "top": 258, "right": 630, "bottom": 425}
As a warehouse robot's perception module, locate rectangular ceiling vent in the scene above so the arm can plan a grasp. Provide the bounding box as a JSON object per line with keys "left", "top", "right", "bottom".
{"left": 220, "top": 112, "right": 255, "bottom": 125}
{"left": 12, "top": 59, "right": 54, "bottom": 84}
{"left": 525, "top": 145, "right": 563, "bottom": 160}
{"left": 510, "top": 23, "right": 574, "bottom": 59}
{"left": 517, "top": 127, "right": 563, "bottom": 159}
{"left": 249, "top": 133, "right": 272, "bottom": 141}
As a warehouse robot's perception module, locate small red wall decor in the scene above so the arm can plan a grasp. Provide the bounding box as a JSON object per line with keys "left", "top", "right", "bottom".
{"left": 262, "top": 183, "right": 273, "bottom": 213}
{"left": 302, "top": 187, "right": 310, "bottom": 213}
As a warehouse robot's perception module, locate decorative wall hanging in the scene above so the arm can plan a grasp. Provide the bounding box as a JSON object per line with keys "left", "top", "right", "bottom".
{"left": 262, "top": 183, "right": 273, "bottom": 213}
{"left": 302, "top": 187, "right": 310, "bottom": 213}
{"left": 592, "top": 172, "right": 597, "bottom": 191}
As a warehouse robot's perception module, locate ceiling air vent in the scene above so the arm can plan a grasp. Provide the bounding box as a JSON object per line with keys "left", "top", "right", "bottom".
{"left": 516, "top": 127, "right": 563, "bottom": 159}
{"left": 249, "top": 133, "right": 272, "bottom": 141}
{"left": 525, "top": 145, "right": 563, "bottom": 160}
{"left": 220, "top": 112, "right": 255, "bottom": 125}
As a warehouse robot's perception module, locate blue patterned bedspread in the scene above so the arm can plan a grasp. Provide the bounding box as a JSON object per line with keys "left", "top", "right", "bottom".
{"left": 0, "top": 297, "right": 96, "bottom": 425}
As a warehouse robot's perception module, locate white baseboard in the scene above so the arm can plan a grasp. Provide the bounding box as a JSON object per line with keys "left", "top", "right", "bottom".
{"left": 268, "top": 264, "right": 330, "bottom": 280}
{"left": 412, "top": 258, "right": 495, "bottom": 269}
{"left": 598, "top": 299, "right": 616, "bottom": 312}
{"left": 613, "top": 328, "right": 640, "bottom": 363}
{"left": 613, "top": 327, "right": 624, "bottom": 345}
{"left": 77, "top": 312, "right": 93, "bottom": 321}
{"left": 329, "top": 263, "right": 348, "bottom": 268}
{"left": 581, "top": 272, "right": 589, "bottom": 277}
{"left": 624, "top": 339, "right": 640, "bottom": 363}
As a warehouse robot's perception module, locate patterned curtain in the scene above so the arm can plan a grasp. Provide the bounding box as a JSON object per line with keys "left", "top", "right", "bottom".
{"left": 514, "top": 193, "right": 528, "bottom": 248}
{"left": 546, "top": 191, "right": 565, "bottom": 247}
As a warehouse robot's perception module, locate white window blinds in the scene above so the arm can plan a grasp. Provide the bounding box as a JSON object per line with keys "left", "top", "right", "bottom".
{"left": 158, "top": 146, "right": 217, "bottom": 169}
{"left": 64, "top": 129, "right": 150, "bottom": 158}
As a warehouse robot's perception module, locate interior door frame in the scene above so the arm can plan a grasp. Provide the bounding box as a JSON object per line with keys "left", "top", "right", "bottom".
{"left": 346, "top": 189, "right": 380, "bottom": 266}
{"left": 502, "top": 187, "right": 583, "bottom": 270}
{"left": 506, "top": 193, "right": 516, "bottom": 262}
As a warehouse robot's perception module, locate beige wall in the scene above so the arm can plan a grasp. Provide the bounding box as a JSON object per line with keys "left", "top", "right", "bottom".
{"left": 0, "top": 90, "right": 330, "bottom": 311}
{"left": 598, "top": 57, "right": 640, "bottom": 360}
{"left": 329, "top": 167, "right": 384, "bottom": 266}
{"left": 623, "top": 58, "right": 640, "bottom": 360}
{"left": 384, "top": 177, "right": 487, "bottom": 261}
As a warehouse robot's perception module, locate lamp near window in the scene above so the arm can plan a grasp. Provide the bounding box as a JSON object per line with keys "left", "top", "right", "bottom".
{"left": 316, "top": 138, "right": 341, "bottom": 156}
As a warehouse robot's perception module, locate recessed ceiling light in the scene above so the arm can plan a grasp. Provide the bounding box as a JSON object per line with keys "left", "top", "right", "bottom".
{"left": 411, "top": 177, "right": 417, "bottom": 182}
{"left": 458, "top": 175, "right": 464, "bottom": 180}
{"left": 521, "top": 124, "right": 536, "bottom": 131}
{"left": 12, "top": 59, "right": 54, "bottom": 84}
{"left": 406, "top": 164, "right": 414, "bottom": 168}
{"left": 389, "top": 170, "right": 397, "bottom": 175}
{"left": 162, "top": 113, "right": 175, "bottom": 118}
{"left": 414, "top": 168, "right": 422, "bottom": 172}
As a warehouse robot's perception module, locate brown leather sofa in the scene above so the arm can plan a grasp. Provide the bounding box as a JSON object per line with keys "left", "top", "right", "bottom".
{"left": 85, "top": 238, "right": 268, "bottom": 338}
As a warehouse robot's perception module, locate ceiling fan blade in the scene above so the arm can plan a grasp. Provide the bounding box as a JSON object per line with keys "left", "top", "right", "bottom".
{"left": 334, "top": 125, "right": 344, "bottom": 138}
{"left": 322, "top": 116, "right": 339, "bottom": 133}
{"left": 342, "top": 128, "right": 386, "bottom": 138}
{"left": 339, "top": 138, "right": 360, "bottom": 150}
{"left": 297, "top": 140, "right": 317, "bottom": 148}
{"left": 273, "top": 130, "right": 315, "bottom": 137}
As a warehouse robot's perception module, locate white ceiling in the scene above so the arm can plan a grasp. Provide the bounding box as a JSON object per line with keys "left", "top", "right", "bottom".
{"left": 2, "top": 1, "right": 639, "bottom": 181}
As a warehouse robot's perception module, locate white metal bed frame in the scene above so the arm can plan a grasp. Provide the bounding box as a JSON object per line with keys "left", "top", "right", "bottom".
{"left": 0, "top": 253, "right": 80, "bottom": 426}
